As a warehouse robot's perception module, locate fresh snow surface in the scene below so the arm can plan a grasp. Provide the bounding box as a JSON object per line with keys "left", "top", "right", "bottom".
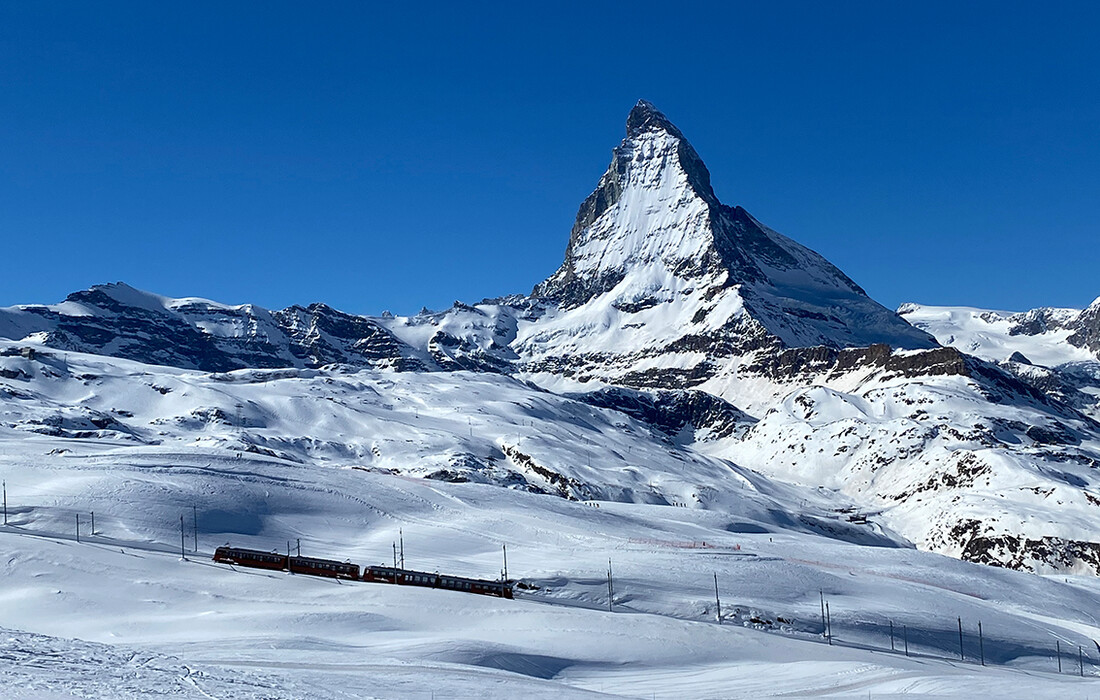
{"left": 898, "top": 303, "right": 1095, "bottom": 367}
{"left": 4, "top": 343, "right": 1100, "bottom": 697}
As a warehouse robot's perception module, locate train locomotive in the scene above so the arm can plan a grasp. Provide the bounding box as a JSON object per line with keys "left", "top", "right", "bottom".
{"left": 213, "top": 546, "right": 513, "bottom": 599}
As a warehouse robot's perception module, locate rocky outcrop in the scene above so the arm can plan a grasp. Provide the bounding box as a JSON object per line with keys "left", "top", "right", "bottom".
{"left": 1068, "top": 297, "right": 1100, "bottom": 354}
{"left": 570, "top": 386, "right": 754, "bottom": 441}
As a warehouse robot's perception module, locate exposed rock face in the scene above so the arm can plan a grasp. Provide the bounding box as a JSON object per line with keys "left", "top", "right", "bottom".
{"left": 1068, "top": 297, "right": 1100, "bottom": 354}
{"left": 570, "top": 386, "right": 754, "bottom": 441}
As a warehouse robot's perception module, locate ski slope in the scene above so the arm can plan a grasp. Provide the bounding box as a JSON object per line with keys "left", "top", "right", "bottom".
{"left": 3, "top": 346, "right": 1100, "bottom": 696}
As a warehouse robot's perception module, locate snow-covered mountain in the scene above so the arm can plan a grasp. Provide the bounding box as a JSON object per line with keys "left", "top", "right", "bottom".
{"left": 526, "top": 100, "right": 934, "bottom": 380}
{"left": 900, "top": 301, "right": 1100, "bottom": 420}
{"left": 898, "top": 301, "right": 1100, "bottom": 368}
{"left": 0, "top": 282, "right": 420, "bottom": 372}
{"left": 9, "top": 100, "right": 1100, "bottom": 695}
{"left": 3, "top": 101, "right": 1100, "bottom": 581}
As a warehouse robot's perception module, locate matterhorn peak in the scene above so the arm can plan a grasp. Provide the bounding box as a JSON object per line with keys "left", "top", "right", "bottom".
{"left": 533, "top": 101, "right": 936, "bottom": 351}
{"left": 625, "top": 99, "right": 684, "bottom": 139}
{"left": 621, "top": 100, "right": 717, "bottom": 202}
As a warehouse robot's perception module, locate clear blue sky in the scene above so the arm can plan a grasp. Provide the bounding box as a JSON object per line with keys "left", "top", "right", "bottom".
{"left": 2, "top": 2, "right": 1098, "bottom": 315}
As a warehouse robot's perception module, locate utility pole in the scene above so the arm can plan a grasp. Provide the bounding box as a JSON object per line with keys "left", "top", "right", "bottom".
{"left": 400, "top": 529, "right": 405, "bottom": 570}
{"left": 393, "top": 541, "right": 398, "bottom": 581}
{"left": 607, "top": 558, "right": 614, "bottom": 612}
{"left": 826, "top": 602, "right": 832, "bottom": 645}
{"left": 180, "top": 515, "right": 186, "bottom": 560}
{"left": 957, "top": 616, "right": 964, "bottom": 660}
{"left": 978, "top": 621, "right": 985, "bottom": 666}
{"left": 713, "top": 573, "right": 721, "bottom": 624}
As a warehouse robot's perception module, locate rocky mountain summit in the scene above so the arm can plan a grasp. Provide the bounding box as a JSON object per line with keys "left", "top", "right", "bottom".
{"left": 4, "top": 101, "right": 1100, "bottom": 575}
{"left": 535, "top": 101, "right": 934, "bottom": 351}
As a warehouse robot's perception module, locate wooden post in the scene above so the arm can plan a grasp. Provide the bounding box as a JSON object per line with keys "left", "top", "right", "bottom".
{"left": 714, "top": 573, "right": 721, "bottom": 624}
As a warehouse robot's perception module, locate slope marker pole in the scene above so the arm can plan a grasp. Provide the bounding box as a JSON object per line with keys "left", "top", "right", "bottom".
{"left": 179, "top": 515, "right": 186, "bottom": 560}
{"left": 978, "top": 621, "right": 985, "bottom": 666}
{"left": 1057, "top": 640, "right": 1062, "bottom": 673}
{"left": 890, "top": 620, "right": 895, "bottom": 651}
{"left": 75, "top": 514, "right": 79, "bottom": 543}
{"left": 3, "top": 480, "right": 7, "bottom": 525}
{"left": 826, "top": 602, "right": 832, "bottom": 645}
{"left": 820, "top": 590, "right": 826, "bottom": 639}
{"left": 957, "top": 616, "right": 964, "bottom": 661}
{"left": 90, "top": 511, "right": 94, "bottom": 537}
{"left": 714, "top": 572, "right": 721, "bottom": 624}
{"left": 607, "top": 558, "right": 614, "bottom": 612}
{"left": 193, "top": 504, "right": 198, "bottom": 553}
{"left": 903, "top": 625, "right": 909, "bottom": 657}
{"left": 1080, "top": 646, "right": 1084, "bottom": 677}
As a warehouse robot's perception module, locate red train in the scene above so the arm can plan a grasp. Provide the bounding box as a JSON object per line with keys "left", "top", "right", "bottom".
{"left": 213, "top": 546, "right": 513, "bottom": 599}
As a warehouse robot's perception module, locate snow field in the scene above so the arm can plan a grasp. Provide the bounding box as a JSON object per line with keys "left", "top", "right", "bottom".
{"left": 4, "top": 443, "right": 1100, "bottom": 697}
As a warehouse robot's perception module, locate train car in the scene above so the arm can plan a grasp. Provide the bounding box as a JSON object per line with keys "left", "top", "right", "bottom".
{"left": 213, "top": 546, "right": 287, "bottom": 571}
{"left": 288, "top": 555, "right": 360, "bottom": 580}
{"left": 363, "top": 565, "right": 401, "bottom": 584}
{"left": 363, "top": 565, "right": 513, "bottom": 599}
{"left": 436, "top": 572, "right": 512, "bottom": 598}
